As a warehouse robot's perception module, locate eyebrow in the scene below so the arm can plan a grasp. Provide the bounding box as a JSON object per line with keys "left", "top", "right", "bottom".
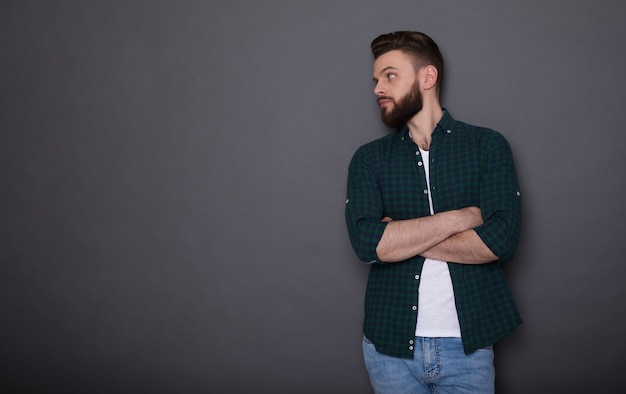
{"left": 373, "top": 66, "right": 399, "bottom": 81}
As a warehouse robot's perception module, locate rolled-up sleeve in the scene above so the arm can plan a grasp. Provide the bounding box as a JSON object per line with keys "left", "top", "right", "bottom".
{"left": 345, "top": 147, "right": 388, "bottom": 263}
{"left": 474, "top": 132, "right": 522, "bottom": 261}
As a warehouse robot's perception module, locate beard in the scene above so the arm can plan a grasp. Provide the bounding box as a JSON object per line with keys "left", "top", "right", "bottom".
{"left": 380, "top": 80, "right": 423, "bottom": 129}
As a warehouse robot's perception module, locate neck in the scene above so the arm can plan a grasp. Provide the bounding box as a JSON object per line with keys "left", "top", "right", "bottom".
{"left": 407, "top": 101, "right": 443, "bottom": 151}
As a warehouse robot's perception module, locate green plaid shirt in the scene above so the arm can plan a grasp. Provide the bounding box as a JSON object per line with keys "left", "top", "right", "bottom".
{"left": 345, "top": 110, "right": 522, "bottom": 357}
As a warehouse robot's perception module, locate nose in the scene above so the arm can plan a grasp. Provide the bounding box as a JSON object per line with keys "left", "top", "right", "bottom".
{"left": 374, "top": 80, "right": 385, "bottom": 96}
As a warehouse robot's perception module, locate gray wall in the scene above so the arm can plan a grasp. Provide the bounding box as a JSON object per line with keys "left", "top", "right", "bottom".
{"left": 2, "top": 1, "right": 625, "bottom": 392}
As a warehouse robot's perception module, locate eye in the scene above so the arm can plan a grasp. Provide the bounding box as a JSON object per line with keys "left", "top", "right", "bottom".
{"left": 387, "top": 73, "right": 396, "bottom": 80}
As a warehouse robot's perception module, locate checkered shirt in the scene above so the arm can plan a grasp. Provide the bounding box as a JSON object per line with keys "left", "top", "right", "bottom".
{"left": 345, "top": 110, "right": 523, "bottom": 357}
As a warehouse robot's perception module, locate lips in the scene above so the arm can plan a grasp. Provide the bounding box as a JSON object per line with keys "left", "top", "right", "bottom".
{"left": 378, "top": 98, "right": 393, "bottom": 108}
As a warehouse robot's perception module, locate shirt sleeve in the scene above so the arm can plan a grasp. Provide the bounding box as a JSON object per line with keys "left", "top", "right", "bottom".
{"left": 474, "top": 131, "right": 522, "bottom": 261}
{"left": 345, "top": 146, "right": 388, "bottom": 263}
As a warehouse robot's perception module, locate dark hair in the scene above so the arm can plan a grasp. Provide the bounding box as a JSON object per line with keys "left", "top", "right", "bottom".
{"left": 371, "top": 31, "right": 444, "bottom": 92}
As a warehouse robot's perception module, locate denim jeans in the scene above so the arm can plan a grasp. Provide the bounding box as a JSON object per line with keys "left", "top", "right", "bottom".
{"left": 363, "top": 336, "right": 494, "bottom": 394}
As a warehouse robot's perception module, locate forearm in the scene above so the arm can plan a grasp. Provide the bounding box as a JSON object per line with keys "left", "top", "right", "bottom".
{"left": 376, "top": 208, "right": 481, "bottom": 263}
{"left": 421, "top": 229, "right": 498, "bottom": 264}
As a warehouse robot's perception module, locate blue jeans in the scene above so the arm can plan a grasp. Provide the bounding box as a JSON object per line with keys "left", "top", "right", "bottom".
{"left": 363, "top": 336, "right": 494, "bottom": 394}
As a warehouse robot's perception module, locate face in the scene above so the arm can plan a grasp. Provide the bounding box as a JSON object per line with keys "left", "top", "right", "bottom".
{"left": 373, "top": 50, "right": 423, "bottom": 128}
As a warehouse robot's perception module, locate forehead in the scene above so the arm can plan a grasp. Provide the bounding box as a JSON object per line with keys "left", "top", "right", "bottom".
{"left": 373, "top": 50, "right": 416, "bottom": 75}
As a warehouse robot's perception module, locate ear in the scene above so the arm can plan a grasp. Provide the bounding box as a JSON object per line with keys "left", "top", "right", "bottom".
{"left": 421, "top": 65, "right": 439, "bottom": 91}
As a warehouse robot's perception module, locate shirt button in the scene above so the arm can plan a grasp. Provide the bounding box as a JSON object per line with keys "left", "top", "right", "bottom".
{"left": 415, "top": 275, "right": 419, "bottom": 280}
{"left": 423, "top": 190, "right": 428, "bottom": 194}
{"left": 447, "top": 129, "right": 452, "bottom": 134}
{"left": 415, "top": 151, "right": 420, "bottom": 156}
{"left": 418, "top": 161, "right": 423, "bottom": 166}
{"left": 409, "top": 346, "right": 414, "bottom": 351}
{"left": 409, "top": 339, "right": 414, "bottom": 344}
{"left": 412, "top": 305, "right": 417, "bottom": 311}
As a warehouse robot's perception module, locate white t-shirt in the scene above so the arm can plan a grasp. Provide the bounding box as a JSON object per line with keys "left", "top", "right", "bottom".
{"left": 415, "top": 148, "right": 461, "bottom": 338}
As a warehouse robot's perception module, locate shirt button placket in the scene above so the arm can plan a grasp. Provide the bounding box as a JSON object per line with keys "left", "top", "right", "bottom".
{"left": 415, "top": 151, "right": 423, "bottom": 167}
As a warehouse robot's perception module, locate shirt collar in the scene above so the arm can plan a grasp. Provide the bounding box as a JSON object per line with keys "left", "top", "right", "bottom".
{"left": 400, "top": 108, "right": 455, "bottom": 140}
{"left": 436, "top": 109, "right": 455, "bottom": 133}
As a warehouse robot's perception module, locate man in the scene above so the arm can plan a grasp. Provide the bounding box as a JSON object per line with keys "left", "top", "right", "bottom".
{"left": 345, "top": 31, "right": 522, "bottom": 393}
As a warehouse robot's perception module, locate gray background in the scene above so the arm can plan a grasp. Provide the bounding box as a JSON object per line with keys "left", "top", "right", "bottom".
{"left": 1, "top": 1, "right": 625, "bottom": 393}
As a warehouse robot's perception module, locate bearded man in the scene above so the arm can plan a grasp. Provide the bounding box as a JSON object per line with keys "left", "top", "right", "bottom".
{"left": 345, "top": 31, "right": 523, "bottom": 393}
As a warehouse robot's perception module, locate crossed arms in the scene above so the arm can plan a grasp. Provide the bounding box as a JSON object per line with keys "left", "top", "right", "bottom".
{"left": 375, "top": 207, "right": 498, "bottom": 264}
